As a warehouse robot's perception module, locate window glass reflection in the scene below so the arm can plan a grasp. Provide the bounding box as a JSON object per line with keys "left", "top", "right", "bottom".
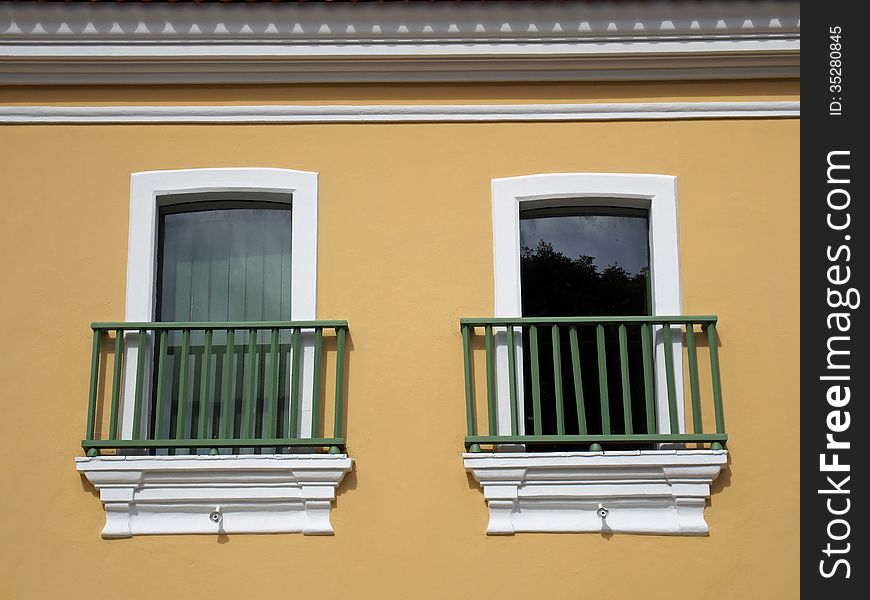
{"left": 519, "top": 209, "right": 652, "bottom": 440}
{"left": 520, "top": 211, "right": 650, "bottom": 317}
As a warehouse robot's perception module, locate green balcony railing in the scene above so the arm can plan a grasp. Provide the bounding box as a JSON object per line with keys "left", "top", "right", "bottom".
{"left": 83, "top": 320, "right": 348, "bottom": 455}
{"left": 460, "top": 316, "right": 726, "bottom": 451}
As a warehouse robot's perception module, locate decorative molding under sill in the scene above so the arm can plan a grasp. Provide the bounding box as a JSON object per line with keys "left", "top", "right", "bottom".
{"left": 0, "top": 101, "right": 799, "bottom": 124}
{"left": 76, "top": 454, "right": 352, "bottom": 538}
{"left": 464, "top": 450, "right": 727, "bottom": 536}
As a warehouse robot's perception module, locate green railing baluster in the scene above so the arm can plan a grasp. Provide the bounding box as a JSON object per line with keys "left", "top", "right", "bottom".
{"left": 640, "top": 323, "right": 655, "bottom": 434}
{"left": 707, "top": 322, "right": 726, "bottom": 434}
{"left": 154, "top": 330, "right": 169, "bottom": 439}
{"left": 461, "top": 325, "right": 476, "bottom": 436}
{"left": 221, "top": 328, "right": 235, "bottom": 439}
{"left": 618, "top": 323, "right": 632, "bottom": 434}
{"left": 197, "top": 329, "right": 213, "bottom": 441}
{"left": 506, "top": 325, "right": 519, "bottom": 435}
{"left": 686, "top": 323, "right": 702, "bottom": 434}
{"left": 662, "top": 323, "right": 679, "bottom": 434}
{"left": 133, "top": 329, "right": 148, "bottom": 440}
{"left": 289, "top": 327, "right": 302, "bottom": 437}
{"left": 244, "top": 328, "right": 257, "bottom": 438}
{"left": 333, "top": 326, "right": 347, "bottom": 441}
{"left": 552, "top": 324, "right": 565, "bottom": 435}
{"left": 175, "top": 328, "right": 191, "bottom": 440}
{"left": 596, "top": 324, "right": 610, "bottom": 435}
{"left": 311, "top": 328, "right": 324, "bottom": 437}
{"left": 268, "top": 328, "right": 281, "bottom": 439}
{"left": 530, "top": 325, "right": 542, "bottom": 436}
{"left": 85, "top": 329, "right": 101, "bottom": 442}
{"left": 568, "top": 326, "right": 586, "bottom": 435}
{"left": 484, "top": 324, "right": 497, "bottom": 435}
{"left": 108, "top": 330, "right": 124, "bottom": 440}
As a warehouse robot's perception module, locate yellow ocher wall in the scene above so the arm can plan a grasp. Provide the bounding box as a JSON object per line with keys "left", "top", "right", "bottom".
{"left": 0, "top": 81, "right": 799, "bottom": 600}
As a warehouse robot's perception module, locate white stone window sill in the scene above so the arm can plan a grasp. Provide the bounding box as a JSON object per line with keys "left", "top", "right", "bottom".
{"left": 76, "top": 454, "right": 352, "bottom": 538}
{"left": 464, "top": 449, "right": 727, "bottom": 536}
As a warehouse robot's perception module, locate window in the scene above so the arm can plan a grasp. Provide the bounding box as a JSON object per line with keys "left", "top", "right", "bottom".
{"left": 463, "top": 173, "right": 727, "bottom": 536}
{"left": 77, "top": 169, "right": 352, "bottom": 538}
{"left": 120, "top": 171, "right": 321, "bottom": 441}
{"left": 157, "top": 198, "right": 294, "bottom": 324}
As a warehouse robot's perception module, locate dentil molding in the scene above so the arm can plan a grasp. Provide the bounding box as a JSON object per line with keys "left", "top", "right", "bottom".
{"left": 76, "top": 454, "right": 352, "bottom": 538}
{"left": 0, "top": 1, "right": 799, "bottom": 83}
{"left": 464, "top": 450, "right": 727, "bottom": 536}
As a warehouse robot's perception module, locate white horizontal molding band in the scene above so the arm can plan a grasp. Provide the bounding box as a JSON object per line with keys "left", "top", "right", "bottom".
{"left": 0, "top": 101, "right": 800, "bottom": 124}
{"left": 0, "top": 1, "right": 800, "bottom": 83}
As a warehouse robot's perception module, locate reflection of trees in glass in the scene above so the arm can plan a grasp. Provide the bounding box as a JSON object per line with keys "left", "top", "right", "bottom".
{"left": 520, "top": 240, "right": 653, "bottom": 442}
{"left": 521, "top": 240, "right": 649, "bottom": 317}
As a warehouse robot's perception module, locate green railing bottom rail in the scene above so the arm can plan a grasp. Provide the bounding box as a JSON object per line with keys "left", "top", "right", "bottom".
{"left": 460, "top": 315, "right": 727, "bottom": 452}
{"left": 84, "top": 320, "right": 349, "bottom": 456}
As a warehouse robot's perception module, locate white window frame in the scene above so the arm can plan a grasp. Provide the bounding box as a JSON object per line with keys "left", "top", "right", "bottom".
{"left": 119, "top": 167, "right": 319, "bottom": 440}
{"left": 491, "top": 173, "right": 686, "bottom": 437}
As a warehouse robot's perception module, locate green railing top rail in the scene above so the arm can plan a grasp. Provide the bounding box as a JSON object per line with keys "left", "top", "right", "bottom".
{"left": 92, "top": 320, "right": 349, "bottom": 331}
{"left": 461, "top": 315, "right": 718, "bottom": 326}
{"left": 465, "top": 433, "right": 727, "bottom": 445}
{"left": 460, "top": 315, "right": 725, "bottom": 452}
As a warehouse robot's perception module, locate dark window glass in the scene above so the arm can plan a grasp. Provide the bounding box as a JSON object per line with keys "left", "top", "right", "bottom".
{"left": 152, "top": 202, "right": 292, "bottom": 452}
{"left": 519, "top": 208, "right": 652, "bottom": 443}
{"left": 157, "top": 204, "right": 292, "bottom": 323}
{"left": 520, "top": 208, "right": 650, "bottom": 317}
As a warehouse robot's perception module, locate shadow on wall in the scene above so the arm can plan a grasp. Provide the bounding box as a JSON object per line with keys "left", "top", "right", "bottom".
{"left": 79, "top": 473, "right": 100, "bottom": 502}
{"left": 711, "top": 453, "right": 733, "bottom": 499}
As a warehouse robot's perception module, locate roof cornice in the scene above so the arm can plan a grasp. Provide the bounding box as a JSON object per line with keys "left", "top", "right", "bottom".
{"left": 0, "top": 1, "right": 800, "bottom": 84}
